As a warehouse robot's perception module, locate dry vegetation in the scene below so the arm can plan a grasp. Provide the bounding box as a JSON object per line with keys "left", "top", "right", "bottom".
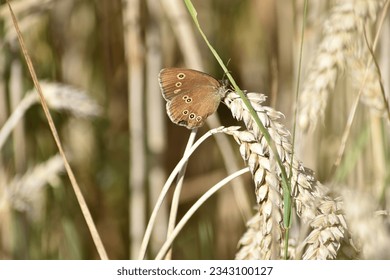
{"left": 0, "top": 0, "right": 389, "bottom": 260}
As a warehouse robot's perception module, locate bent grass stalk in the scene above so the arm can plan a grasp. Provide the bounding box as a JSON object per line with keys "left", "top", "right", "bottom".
{"left": 138, "top": 126, "right": 239, "bottom": 259}
{"left": 155, "top": 167, "right": 250, "bottom": 260}
{"left": 165, "top": 128, "right": 198, "bottom": 259}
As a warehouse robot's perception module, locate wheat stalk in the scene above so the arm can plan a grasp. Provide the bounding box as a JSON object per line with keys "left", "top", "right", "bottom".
{"left": 298, "top": 0, "right": 385, "bottom": 132}
{"left": 224, "top": 91, "right": 350, "bottom": 259}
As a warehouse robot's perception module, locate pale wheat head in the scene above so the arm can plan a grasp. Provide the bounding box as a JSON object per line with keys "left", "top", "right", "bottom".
{"left": 223, "top": 91, "right": 351, "bottom": 259}
{"left": 4, "top": 154, "right": 64, "bottom": 221}
{"left": 27, "top": 81, "right": 102, "bottom": 118}
{"left": 298, "top": 0, "right": 385, "bottom": 132}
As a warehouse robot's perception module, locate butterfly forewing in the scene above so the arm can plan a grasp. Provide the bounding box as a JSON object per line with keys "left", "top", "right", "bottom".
{"left": 159, "top": 68, "right": 222, "bottom": 100}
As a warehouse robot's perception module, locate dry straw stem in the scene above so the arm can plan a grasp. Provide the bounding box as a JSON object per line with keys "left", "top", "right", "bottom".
{"left": 123, "top": 0, "right": 147, "bottom": 259}
{"left": 224, "top": 91, "right": 349, "bottom": 259}
{"left": 160, "top": 0, "right": 203, "bottom": 69}
{"left": 0, "top": 0, "right": 54, "bottom": 18}
{"left": 6, "top": 0, "right": 108, "bottom": 260}
{"left": 298, "top": 0, "right": 386, "bottom": 132}
{"left": 145, "top": 0, "right": 169, "bottom": 254}
{"left": 1, "top": 1, "right": 54, "bottom": 47}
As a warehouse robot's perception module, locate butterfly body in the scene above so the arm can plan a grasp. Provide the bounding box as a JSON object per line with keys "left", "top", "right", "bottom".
{"left": 158, "top": 68, "right": 227, "bottom": 129}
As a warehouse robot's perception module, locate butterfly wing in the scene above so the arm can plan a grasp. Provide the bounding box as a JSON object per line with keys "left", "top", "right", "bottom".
{"left": 166, "top": 90, "right": 222, "bottom": 128}
{"left": 159, "top": 68, "right": 226, "bottom": 128}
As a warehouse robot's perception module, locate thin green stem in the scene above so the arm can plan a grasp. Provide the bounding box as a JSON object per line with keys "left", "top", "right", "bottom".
{"left": 184, "top": 0, "right": 292, "bottom": 255}
{"left": 287, "top": 0, "right": 308, "bottom": 259}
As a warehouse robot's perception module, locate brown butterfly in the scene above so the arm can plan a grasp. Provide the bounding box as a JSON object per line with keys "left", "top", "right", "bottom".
{"left": 158, "top": 68, "right": 227, "bottom": 129}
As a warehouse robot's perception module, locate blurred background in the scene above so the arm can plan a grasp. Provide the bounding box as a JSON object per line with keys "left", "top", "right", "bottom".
{"left": 0, "top": 0, "right": 389, "bottom": 259}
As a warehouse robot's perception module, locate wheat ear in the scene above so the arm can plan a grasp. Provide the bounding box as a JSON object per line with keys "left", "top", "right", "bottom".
{"left": 235, "top": 211, "right": 298, "bottom": 260}
{"left": 27, "top": 81, "right": 102, "bottom": 118}
{"left": 0, "top": 81, "right": 101, "bottom": 151}
{"left": 3, "top": 154, "right": 64, "bottom": 220}
{"left": 298, "top": 0, "right": 385, "bottom": 132}
{"left": 224, "top": 91, "right": 350, "bottom": 259}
